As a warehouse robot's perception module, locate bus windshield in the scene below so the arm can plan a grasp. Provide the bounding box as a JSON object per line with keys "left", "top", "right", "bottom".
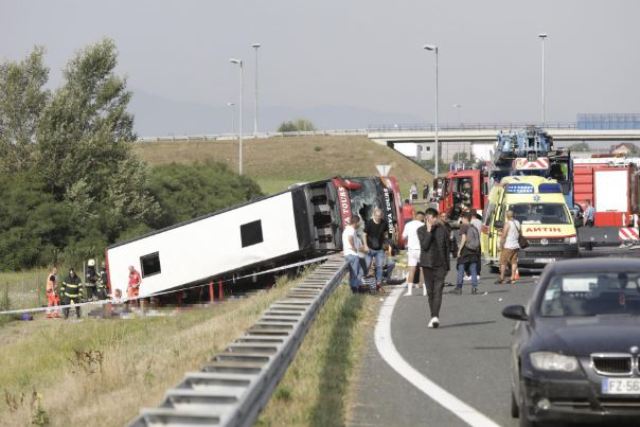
{"left": 510, "top": 203, "right": 571, "bottom": 225}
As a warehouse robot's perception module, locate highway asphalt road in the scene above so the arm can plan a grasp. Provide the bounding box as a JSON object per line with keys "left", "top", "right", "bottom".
{"left": 350, "top": 265, "right": 536, "bottom": 427}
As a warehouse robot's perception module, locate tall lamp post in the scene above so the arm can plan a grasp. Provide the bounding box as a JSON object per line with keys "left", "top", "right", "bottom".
{"left": 251, "top": 43, "right": 261, "bottom": 136}
{"left": 423, "top": 44, "right": 439, "bottom": 175}
{"left": 226, "top": 102, "right": 235, "bottom": 136}
{"left": 538, "top": 33, "right": 547, "bottom": 126}
{"left": 229, "top": 58, "right": 244, "bottom": 175}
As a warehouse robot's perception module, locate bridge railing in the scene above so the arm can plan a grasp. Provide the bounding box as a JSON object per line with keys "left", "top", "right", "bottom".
{"left": 366, "top": 122, "right": 579, "bottom": 132}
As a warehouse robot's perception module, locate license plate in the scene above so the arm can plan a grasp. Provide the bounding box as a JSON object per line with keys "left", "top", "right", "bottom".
{"left": 602, "top": 378, "right": 640, "bottom": 395}
{"left": 534, "top": 258, "right": 556, "bottom": 264}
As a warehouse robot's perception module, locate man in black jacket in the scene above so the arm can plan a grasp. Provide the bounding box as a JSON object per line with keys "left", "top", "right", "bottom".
{"left": 418, "top": 208, "right": 450, "bottom": 328}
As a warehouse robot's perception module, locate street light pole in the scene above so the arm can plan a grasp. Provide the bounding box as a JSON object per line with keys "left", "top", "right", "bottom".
{"left": 229, "top": 58, "right": 244, "bottom": 175}
{"left": 424, "top": 44, "right": 439, "bottom": 176}
{"left": 226, "top": 102, "right": 235, "bottom": 136}
{"left": 251, "top": 43, "right": 261, "bottom": 136}
{"left": 538, "top": 33, "right": 547, "bottom": 126}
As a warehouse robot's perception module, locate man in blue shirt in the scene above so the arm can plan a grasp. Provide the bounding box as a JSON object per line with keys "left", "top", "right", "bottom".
{"left": 585, "top": 200, "right": 595, "bottom": 227}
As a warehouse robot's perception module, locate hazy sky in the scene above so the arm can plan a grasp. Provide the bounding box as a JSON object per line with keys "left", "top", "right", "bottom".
{"left": 1, "top": 0, "right": 639, "bottom": 130}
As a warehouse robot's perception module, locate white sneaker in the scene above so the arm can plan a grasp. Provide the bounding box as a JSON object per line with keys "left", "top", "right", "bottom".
{"left": 432, "top": 317, "right": 440, "bottom": 328}
{"left": 406, "top": 283, "right": 412, "bottom": 296}
{"left": 422, "top": 283, "right": 427, "bottom": 296}
{"left": 464, "top": 275, "right": 471, "bottom": 281}
{"left": 428, "top": 317, "right": 440, "bottom": 328}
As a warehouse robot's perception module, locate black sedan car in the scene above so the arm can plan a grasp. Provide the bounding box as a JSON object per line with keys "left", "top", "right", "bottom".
{"left": 503, "top": 258, "right": 640, "bottom": 426}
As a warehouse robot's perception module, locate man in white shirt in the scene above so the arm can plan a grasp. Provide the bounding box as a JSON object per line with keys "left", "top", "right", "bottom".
{"left": 343, "top": 215, "right": 364, "bottom": 293}
{"left": 402, "top": 211, "right": 426, "bottom": 296}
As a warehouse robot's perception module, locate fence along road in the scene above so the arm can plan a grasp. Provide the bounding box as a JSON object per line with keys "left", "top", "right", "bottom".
{"left": 128, "top": 256, "right": 347, "bottom": 427}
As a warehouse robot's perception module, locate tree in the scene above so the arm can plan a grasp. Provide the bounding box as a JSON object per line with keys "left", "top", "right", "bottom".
{"left": 35, "top": 39, "right": 159, "bottom": 240}
{"left": 277, "top": 118, "right": 316, "bottom": 132}
{"left": 145, "top": 161, "right": 263, "bottom": 229}
{"left": 0, "top": 46, "right": 49, "bottom": 174}
{"left": 568, "top": 142, "right": 590, "bottom": 152}
{"left": 0, "top": 173, "right": 73, "bottom": 270}
{"left": 452, "top": 151, "right": 476, "bottom": 163}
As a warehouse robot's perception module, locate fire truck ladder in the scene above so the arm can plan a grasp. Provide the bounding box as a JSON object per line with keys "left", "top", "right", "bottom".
{"left": 127, "top": 256, "right": 347, "bottom": 427}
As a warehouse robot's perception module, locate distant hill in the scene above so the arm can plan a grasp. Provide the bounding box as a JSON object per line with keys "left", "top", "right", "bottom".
{"left": 134, "top": 135, "right": 432, "bottom": 195}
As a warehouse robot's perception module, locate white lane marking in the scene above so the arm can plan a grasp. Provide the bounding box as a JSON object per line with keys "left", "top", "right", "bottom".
{"left": 374, "top": 286, "right": 500, "bottom": 427}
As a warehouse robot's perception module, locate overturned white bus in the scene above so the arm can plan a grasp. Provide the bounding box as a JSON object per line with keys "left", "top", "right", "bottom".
{"left": 105, "top": 176, "right": 405, "bottom": 299}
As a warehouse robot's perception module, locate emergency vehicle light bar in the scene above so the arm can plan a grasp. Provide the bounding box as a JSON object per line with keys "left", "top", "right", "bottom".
{"left": 505, "top": 183, "right": 534, "bottom": 194}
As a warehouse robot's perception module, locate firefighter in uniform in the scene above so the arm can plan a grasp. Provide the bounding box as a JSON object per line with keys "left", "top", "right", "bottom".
{"left": 45, "top": 267, "right": 61, "bottom": 318}
{"left": 61, "top": 268, "right": 82, "bottom": 319}
{"left": 97, "top": 261, "right": 108, "bottom": 300}
{"left": 85, "top": 259, "right": 99, "bottom": 301}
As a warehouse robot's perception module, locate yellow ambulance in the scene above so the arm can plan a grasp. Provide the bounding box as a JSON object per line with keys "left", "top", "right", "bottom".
{"left": 481, "top": 176, "right": 579, "bottom": 270}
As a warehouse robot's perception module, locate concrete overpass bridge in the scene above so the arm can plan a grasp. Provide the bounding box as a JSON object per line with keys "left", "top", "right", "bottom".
{"left": 367, "top": 122, "right": 640, "bottom": 162}
{"left": 367, "top": 122, "right": 640, "bottom": 145}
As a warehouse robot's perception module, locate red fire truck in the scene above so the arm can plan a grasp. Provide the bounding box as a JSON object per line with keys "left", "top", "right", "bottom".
{"left": 573, "top": 158, "right": 640, "bottom": 227}
{"left": 433, "top": 168, "right": 487, "bottom": 220}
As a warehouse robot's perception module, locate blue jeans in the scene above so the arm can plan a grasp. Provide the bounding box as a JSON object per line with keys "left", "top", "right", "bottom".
{"left": 384, "top": 259, "right": 396, "bottom": 281}
{"left": 366, "top": 249, "right": 386, "bottom": 283}
{"left": 456, "top": 262, "right": 478, "bottom": 288}
{"left": 345, "top": 255, "right": 363, "bottom": 291}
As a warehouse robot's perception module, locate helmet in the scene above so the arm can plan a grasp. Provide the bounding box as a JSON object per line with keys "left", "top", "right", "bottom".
{"left": 87, "top": 259, "right": 96, "bottom": 267}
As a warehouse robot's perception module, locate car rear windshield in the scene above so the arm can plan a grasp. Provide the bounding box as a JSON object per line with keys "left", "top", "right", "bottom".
{"left": 510, "top": 203, "right": 570, "bottom": 225}
{"left": 540, "top": 272, "right": 640, "bottom": 317}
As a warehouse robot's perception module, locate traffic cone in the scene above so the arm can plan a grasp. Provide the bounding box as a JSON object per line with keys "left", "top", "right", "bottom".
{"left": 514, "top": 268, "right": 520, "bottom": 281}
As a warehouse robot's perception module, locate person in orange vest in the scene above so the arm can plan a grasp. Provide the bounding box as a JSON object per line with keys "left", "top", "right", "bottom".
{"left": 127, "top": 265, "right": 142, "bottom": 308}
{"left": 45, "top": 267, "right": 61, "bottom": 318}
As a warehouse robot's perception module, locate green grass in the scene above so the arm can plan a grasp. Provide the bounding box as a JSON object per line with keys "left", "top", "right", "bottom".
{"left": 257, "top": 284, "right": 380, "bottom": 426}
{"left": 0, "top": 273, "right": 305, "bottom": 427}
{"left": 134, "top": 135, "right": 432, "bottom": 195}
{"left": 0, "top": 270, "right": 48, "bottom": 312}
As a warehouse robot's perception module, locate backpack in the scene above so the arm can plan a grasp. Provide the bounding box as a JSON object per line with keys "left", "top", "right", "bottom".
{"left": 513, "top": 221, "right": 529, "bottom": 249}
{"left": 465, "top": 226, "right": 480, "bottom": 251}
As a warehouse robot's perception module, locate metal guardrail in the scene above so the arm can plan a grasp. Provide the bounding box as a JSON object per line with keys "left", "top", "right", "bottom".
{"left": 128, "top": 256, "right": 347, "bottom": 427}
{"left": 136, "top": 123, "right": 640, "bottom": 143}
{"left": 366, "top": 122, "right": 579, "bottom": 132}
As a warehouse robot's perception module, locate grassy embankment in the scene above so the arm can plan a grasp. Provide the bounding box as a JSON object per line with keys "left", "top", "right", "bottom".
{"left": 1, "top": 268, "right": 383, "bottom": 427}
{"left": 134, "top": 135, "right": 432, "bottom": 196}
{"left": 0, "top": 273, "right": 304, "bottom": 427}
{"left": 258, "top": 287, "right": 381, "bottom": 426}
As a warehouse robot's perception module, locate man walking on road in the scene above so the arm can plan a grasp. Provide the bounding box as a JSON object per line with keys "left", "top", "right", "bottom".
{"left": 402, "top": 211, "right": 425, "bottom": 296}
{"left": 453, "top": 212, "right": 481, "bottom": 294}
{"left": 418, "top": 208, "right": 450, "bottom": 328}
